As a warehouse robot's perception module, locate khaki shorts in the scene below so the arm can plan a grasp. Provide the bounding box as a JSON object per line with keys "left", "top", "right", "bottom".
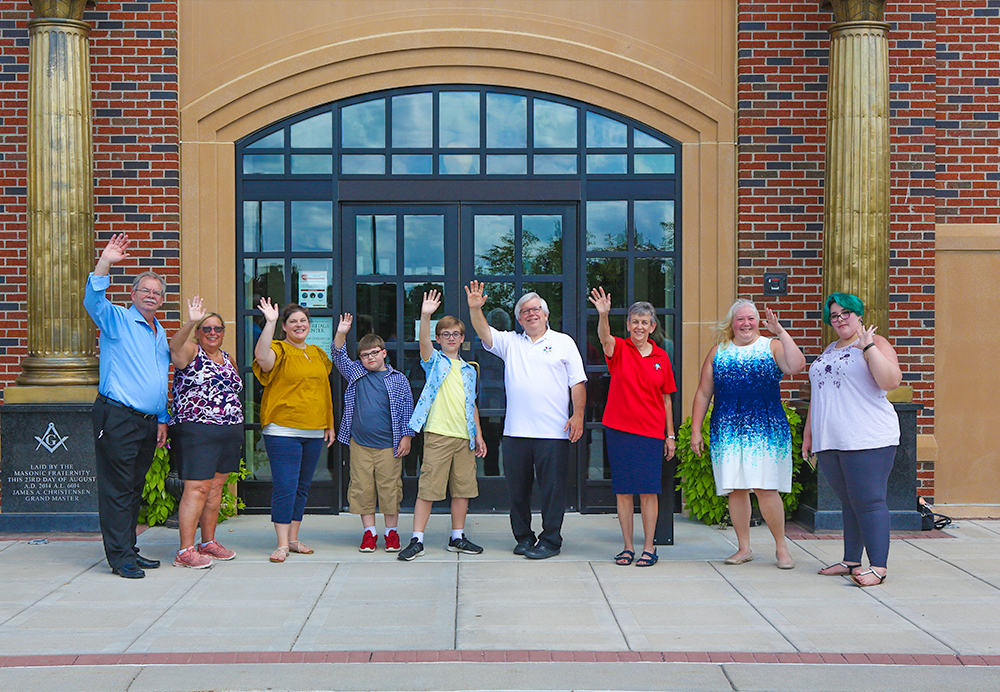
{"left": 348, "top": 440, "right": 403, "bottom": 515}
{"left": 417, "top": 432, "right": 479, "bottom": 501}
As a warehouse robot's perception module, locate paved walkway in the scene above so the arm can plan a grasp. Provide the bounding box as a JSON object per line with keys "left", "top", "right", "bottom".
{"left": 1, "top": 513, "right": 999, "bottom": 691}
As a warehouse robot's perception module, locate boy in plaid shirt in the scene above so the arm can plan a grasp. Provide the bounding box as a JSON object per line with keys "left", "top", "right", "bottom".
{"left": 333, "top": 314, "right": 416, "bottom": 553}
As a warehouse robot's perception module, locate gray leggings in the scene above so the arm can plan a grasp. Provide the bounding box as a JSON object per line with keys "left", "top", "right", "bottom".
{"left": 817, "top": 446, "right": 897, "bottom": 568}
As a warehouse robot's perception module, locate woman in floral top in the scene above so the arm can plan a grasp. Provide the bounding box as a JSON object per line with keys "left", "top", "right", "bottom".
{"left": 168, "top": 296, "right": 244, "bottom": 569}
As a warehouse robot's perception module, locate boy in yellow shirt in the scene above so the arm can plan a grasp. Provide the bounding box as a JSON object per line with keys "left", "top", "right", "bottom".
{"left": 399, "top": 289, "right": 487, "bottom": 560}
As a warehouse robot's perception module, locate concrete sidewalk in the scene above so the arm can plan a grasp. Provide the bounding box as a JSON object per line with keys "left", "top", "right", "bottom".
{"left": 1, "top": 512, "right": 999, "bottom": 691}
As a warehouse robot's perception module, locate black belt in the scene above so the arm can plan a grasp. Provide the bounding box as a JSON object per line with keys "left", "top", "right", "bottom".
{"left": 96, "top": 394, "right": 158, "bottom": 421}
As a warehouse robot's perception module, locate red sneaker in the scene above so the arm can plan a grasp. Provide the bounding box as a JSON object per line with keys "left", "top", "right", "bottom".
{"left": 359, "top": 531, "right": 377, "bottom": 552}
{"left": 173, "top": 546, "right": 213, "bottom": 569}
{"left": 384, "top": 530, "right": 401, "bottom": 552}
{"left": 197, "top": 539, "right": 236, "bottom": 561}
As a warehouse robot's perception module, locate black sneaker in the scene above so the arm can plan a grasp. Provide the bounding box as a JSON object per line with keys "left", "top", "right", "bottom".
{"left": 447, "top": 534, "right": 483, "bottom": 554}
{"left": 398, "top": 537, "right": 424, "bottom": 561}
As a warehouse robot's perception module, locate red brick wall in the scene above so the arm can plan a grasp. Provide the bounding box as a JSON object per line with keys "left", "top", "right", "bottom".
{"left": 0, "top": 5, "right": 30, "bottom": 388}
{"left": 0, "top": 1, "right": 180, "bottom": 401}
{"left": 737, "top": 1, "right": 940, "bottom": 495}
{"left": 891, "top": 4, "right": 939, "bottom": 499}
{"left": 736, "top": 0, "right": 830, "bottom": 401}
{"left": 936, "top": 0, "right": 1000, "bottom": 222}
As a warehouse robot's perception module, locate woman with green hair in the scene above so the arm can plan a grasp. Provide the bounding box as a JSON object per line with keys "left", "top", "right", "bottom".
{"left": 804, "top": 292, "right": 902, "bottom": 587}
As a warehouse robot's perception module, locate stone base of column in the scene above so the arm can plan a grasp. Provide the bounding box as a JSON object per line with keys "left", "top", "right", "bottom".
{"left": 3, "top": 385, "right": 98, "bottom": 405}
{"left": 14, "top": 356, "right": 99, "bottom": 389}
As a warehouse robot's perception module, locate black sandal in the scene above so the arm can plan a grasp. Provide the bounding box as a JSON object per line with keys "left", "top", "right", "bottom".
{"left": 636, "top": 550, "right": 658, "bottom": 567}
{"left": 614, "top": 550, "right": 635, "bottom": 566}
{"left": 818, "top": 561, "right": 859, "bottom": 576}
{"left": 850, "top": 568, "right": 886, "bottom": 587}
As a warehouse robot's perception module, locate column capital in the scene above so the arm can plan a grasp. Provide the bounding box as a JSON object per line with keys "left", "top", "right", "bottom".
{"left": 29, "top": 0, "right": 92, "bottom": 21}
{"left": 821, "top": 0, "right": 887, "bottom": 23}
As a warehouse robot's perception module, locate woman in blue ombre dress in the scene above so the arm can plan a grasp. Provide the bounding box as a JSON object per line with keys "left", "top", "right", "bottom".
{"left": 691, "top": 300, "right": 805, "bottom": 569}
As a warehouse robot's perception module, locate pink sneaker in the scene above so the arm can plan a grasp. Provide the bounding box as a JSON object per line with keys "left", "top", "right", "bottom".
{"left": 197, "top": 540, "right": 236, "bottom": 561}
{"left": 173, "top": 546, "right": 213, "bottom": 569}
{"left": 384, "top": 530, "right": 401, "bottom": 552}
{"left": 359, "top": 531, "right": 377, "bottom": 552}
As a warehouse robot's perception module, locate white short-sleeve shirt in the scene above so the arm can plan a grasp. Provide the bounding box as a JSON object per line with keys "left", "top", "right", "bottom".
{"left": 485, "top": 326, "right": 587, "bottom": 439}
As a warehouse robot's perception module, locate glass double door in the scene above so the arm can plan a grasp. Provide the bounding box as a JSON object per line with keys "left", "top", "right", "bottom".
{"left": 342, "top": 203, "right": 577, "bottom": 512}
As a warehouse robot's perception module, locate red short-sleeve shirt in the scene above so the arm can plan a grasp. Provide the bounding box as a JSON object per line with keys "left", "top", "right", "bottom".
{"left": 602, "top": 336, "right": 677, "bottom": 439}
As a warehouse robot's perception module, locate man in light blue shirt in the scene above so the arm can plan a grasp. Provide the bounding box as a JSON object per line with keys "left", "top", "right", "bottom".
{"left": 84, "top": 234, "right": 170, "bottom": 579}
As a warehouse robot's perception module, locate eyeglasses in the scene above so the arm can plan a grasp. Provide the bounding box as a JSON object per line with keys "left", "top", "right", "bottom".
{"left": 359, "top": 348, "right": 384, "bottom": 360}
{"left": 134, "top": 287, "right": 163, "bottom": 298}
{"left": 520, "top": 306, "right": 544, "bottom": 316}
{"left": 829, "top": 310, "right": 853, "bottom": 323}
{"left": 438, "top": 331, "right": 463, "bottom": 340}
{"left": 200, "top": 325, "right": 225, "bottom": 334}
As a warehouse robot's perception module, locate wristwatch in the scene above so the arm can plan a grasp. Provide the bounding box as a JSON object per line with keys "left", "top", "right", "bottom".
{"left": 666, "top": 434, "right": 676, "bottom": 440}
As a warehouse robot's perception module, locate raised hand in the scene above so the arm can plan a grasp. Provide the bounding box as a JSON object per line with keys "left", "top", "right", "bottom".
{"left": 764, "top": 307, "right": 785, "bottom": 336}
{"left": 421, "top": 289, "right": 442, "bottom": 316}
{"left": 337, "top": 313, "right": 354, "bottom": 334}
{"left": 187, "top": 296, "right": 206, "bottom": 323}
{"left": 101, "top": 233, "right": 130, "bottom": 264}
{"left": 95, "top": 233, "right": 131, "bottom": 274}
{"left": 588, "top": 286, "right": 611, "bottom": 316}
{"left": 257, "top": 296, "right": 279, "bottom": 324}
{"left": 853, "top": 324, "right": 878, "bottom": 350}
{"left": 465, "top": 280, "right": 488, "bottom": 310}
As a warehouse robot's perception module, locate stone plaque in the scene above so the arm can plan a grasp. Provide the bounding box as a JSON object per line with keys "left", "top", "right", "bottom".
{"left": 0, "top": 403, "right": 100, "bottom": 531}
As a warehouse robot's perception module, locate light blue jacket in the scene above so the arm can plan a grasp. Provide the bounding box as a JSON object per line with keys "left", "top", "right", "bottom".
{"left": 409, "top": 350, "right": 478, "bottom": 449}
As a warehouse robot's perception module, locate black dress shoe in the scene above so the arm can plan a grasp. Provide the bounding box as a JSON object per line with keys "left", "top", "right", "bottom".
{"left": 112, "top": 563, "right": 145, "bottom": 579}
{"left": 135, "top": 554, "right": 160, "bottom": 569}
{"left": 513, "top": 538, "right": 536, "bottom": 556}
{"left": 524, "top": 544, "right": 560, "bottom": 560}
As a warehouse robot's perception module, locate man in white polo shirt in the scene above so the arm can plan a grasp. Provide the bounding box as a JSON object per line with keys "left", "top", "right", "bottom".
{"left": 466, "top": 281, "right": 586, "bottom": 559}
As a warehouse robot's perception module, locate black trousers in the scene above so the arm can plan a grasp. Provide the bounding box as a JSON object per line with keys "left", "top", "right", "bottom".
{"left": 92, "top": 398, "right": 159, "bottom": 570}
{"left": 503, "top": 436, "right": 569, "bottom": 549}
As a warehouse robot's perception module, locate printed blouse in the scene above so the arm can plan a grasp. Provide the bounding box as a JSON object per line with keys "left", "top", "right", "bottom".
{"left": 170, "top": 346, "right": 244, "bottom": 426}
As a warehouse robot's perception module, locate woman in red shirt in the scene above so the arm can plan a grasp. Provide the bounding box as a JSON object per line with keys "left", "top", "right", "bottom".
{"left": 589, "top": 287, "right": 677, "bottom": 567}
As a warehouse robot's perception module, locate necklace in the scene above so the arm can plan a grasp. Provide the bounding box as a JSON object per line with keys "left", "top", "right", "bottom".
{"left": 285, "top": 340, "right": 311, "bottom": 361}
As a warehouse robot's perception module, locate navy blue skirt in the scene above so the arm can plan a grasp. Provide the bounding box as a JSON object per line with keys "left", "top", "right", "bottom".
{"left": 606, "top": 427, "right": 664, "bottom": 495}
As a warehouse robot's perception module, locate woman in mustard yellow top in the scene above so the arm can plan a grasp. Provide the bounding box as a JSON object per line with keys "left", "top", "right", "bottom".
{"left": 252, "top": 298, "right": 334, "bottom": 563}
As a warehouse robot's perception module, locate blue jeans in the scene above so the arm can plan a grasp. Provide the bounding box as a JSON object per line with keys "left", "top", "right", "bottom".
{"left": 263, "top": 435, "right": 323, "bottom": 524}
{"left": 817, "top": 446, "right": 897, "bottom": 568}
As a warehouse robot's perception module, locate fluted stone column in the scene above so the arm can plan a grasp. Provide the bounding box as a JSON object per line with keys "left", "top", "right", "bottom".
{"left": 821, "top": 0, "right": 890, "bottom": 342}
{"left": 8, "top": 0, "right": 97, "bottom": 400}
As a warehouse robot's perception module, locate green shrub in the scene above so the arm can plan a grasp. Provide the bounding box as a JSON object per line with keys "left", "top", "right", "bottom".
{"left": 138, "top": 445, "right": 176, "bottom": 527}
{"left": 138, "top": 443, "right": 246, "bottom": 527}
{"left": 675, "top": 402, "right": 811, "bottom": 525}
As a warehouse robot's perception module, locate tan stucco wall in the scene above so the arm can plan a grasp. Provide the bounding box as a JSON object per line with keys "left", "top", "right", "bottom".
{"left": 934, "top": 223, "right": 1000, "bottom": 517}
{"left": 177, "top": 0, "right": 738, "bottom": 403}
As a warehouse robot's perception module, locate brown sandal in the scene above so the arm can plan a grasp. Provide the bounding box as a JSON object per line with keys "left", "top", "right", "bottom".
{"left": 269, "top": 546, "right": 290, "bottom": 563}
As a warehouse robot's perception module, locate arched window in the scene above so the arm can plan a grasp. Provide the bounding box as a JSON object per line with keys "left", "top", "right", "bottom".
{"left": 237, "top": 86, "right": 681, "bottom": 515}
